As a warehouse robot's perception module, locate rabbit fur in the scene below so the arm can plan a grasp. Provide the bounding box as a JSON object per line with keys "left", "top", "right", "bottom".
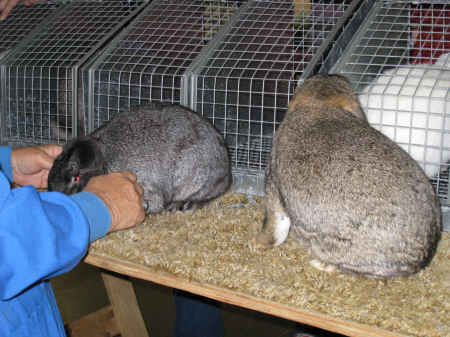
{"left": 251, "top": 74, "right": 441, "bottom": 279}
{"left": 358, "top": 52, "right": 450, "bottom": 178}
{"left": 48, "top": 102, "right": 231, "bottom": 213}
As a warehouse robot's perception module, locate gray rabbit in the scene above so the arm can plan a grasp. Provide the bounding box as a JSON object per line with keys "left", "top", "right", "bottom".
{"left": 251, "top": 74, "right": 441, "bottom": 279}
{"left": 48, "top": 102, "right": 231, "bottom": 213}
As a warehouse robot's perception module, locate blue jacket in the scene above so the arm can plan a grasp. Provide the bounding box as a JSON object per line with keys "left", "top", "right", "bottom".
{"left": 0, "top": 146, "right": 111, "bottom": 336}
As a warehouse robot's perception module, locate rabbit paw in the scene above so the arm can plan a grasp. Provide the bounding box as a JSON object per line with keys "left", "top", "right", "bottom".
{"left": 166, "top": 200, "right": 207, "bottom": 213}
{"left": 310, "top": 259, "right": 337, "bottom": 273}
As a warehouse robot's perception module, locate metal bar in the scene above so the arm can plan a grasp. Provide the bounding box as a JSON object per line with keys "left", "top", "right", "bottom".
{"left": 301, "top": 0, "right": 366, "bottom": 81}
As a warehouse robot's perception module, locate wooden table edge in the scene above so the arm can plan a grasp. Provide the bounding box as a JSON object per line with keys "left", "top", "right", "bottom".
{"left": 84, "top": 252, "right": 410, "bottom": 337}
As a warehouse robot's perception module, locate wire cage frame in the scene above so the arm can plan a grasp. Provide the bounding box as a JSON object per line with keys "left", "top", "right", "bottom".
{"left": 0, "top": 1, "right": 63, "bottom": 145}
{"left": 86, "top": 0, "right": 244, "bottom": 132}
{"left": 0, "top": 0, "right": 148, "bottom": 147}
{"left": 326, "top": 0, "right": 450, "bottom": 215}
{"left": 189, "top": 0, "right": 362, "bottom": 194}
{"left": 0, "top": 2, "right": 62, "bottom": 57}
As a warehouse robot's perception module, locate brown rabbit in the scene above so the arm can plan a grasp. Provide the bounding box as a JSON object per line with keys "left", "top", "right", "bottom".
{"left": 251, "top": 74, "right": 441, "bottom": 279}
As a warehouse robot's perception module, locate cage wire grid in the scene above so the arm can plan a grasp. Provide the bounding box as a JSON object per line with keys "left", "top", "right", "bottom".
{"left": 0, "top": 1, "right": 63, "bottom": 145}
{"left": 328, "top": 0, "right": 450, "bottom": 209}
{"left": 0, "top": 2, "right": 62, "bottom": 56}
{"left": 0, "top": 0, "right": 147, "bottom": 146}
{"left": 190, "top": 0, "right": 356, "bottom": 194}
{"left": 87, "top": 0, "right": 243, "bottom": 131}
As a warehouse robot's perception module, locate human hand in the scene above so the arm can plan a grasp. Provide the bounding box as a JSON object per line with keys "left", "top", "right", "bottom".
{"left": 83, "top": 171, "right": 146, "bottom": 232}
{"left": 11, "top": 144, "right": 62, "bottom": 189}
{"left": 0, "top": 0, "right": 42, "bottom": 21}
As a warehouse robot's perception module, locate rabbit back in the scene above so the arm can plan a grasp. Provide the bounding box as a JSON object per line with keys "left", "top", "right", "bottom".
{"left": 266, "top": 75, "right": 441, "bottom": 278}
{"left": 92, "top": 102, "right": 230, "bottom": 213}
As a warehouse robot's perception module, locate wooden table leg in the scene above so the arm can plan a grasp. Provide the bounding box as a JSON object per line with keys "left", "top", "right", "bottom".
{"left": 101, "top": 272, "right": 150, "bottom": 337}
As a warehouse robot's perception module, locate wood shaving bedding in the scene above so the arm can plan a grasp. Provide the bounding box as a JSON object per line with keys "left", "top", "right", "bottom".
{"left": 90, "top": 192, "right": 450, "bottom": 337}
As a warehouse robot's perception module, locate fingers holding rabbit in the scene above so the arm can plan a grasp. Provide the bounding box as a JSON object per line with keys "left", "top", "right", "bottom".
{"left": 84, "top": 171, "right": 146, "bottom": 232}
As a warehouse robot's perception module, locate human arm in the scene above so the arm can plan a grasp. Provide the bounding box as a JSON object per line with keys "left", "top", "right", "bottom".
{"left": 0, "top": 145, "right": 110, "bottom": 243}
{"left": 0, "top": 171, "right": 96, "bottom": 300}
{"left": 0, "top": 146, "right": 145, "bottom": 300}
{"left": 6, "top": 144, "right": 145, "bottom": 232}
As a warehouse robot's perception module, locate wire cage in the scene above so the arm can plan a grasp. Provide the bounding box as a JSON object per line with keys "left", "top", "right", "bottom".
{"left": 189, "top": 0, "right": 361, "bottom": 194}
{"left": 326, "top": 0, "right": 450, "bottom": 213}
{"left": 0, "top": 1, "right": 63, "bottom": 145}
{"left": 0, "top": 0, "right": 147, "bottom": 147}
{"left": 86, "top": 0, "right": 243, "bottom": 132}
{"left": 0, "top": 2, "right": 62, "bottom": 57}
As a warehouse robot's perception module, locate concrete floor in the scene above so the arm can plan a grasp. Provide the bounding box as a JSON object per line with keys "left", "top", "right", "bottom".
{"left": 51, "top": 262, "right": 343, "bottom": 337}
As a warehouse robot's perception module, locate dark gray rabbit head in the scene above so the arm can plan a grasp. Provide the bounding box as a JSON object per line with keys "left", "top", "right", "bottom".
{"left": 48, "top": 137, "right": 106, "bottom": 195}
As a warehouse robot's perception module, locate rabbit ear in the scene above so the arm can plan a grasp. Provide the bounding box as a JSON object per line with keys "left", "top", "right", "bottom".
{"left": 325, "top": 94, "right": 367, "bottom": 121}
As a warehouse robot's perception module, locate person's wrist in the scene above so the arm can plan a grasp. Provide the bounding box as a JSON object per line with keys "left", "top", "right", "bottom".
{"left": 70, "top": 192, "right": 111, "bottom": 242}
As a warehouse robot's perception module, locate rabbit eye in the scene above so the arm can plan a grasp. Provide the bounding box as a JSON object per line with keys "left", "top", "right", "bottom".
{"left": 71, "top": 176, "right": 81, "bottom": 183}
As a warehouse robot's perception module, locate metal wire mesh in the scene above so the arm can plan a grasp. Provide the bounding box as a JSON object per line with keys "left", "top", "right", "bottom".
{"left": 0, "top": 0, "right": 146, "bottom": 145}
{"left": 88, "top": 0, "right": 243, "bottom": 131}
{"left": 329, "top": 0, "right": 450, "bottom": 206}
{"left": 0, "top": 2, "right": 61, "bottom": 56}
{"left": 191, "top": 0, "right": 355, "bottom": 193}
{"left": 0, "top": 2, "right": 62, "bottom": 145}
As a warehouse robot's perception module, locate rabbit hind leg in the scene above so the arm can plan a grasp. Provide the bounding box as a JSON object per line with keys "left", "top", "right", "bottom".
{"left": 250, "top": 179, "right": 291, "bottom": 250}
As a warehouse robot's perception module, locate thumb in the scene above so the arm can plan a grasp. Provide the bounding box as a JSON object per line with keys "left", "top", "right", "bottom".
{"left": 37, "top": 145, "right": 62, "bottom": 170}
{"left": 37, "top": 150, "right": 56, "bottom": 170}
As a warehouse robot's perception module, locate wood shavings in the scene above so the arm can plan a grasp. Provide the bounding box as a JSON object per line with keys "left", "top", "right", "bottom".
{"left": 90, "top": 192, "right": 450, "bottom": 337}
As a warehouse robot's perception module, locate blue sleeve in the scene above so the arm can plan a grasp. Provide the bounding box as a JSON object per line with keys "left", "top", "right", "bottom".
{"left": 0, "top": 147, "right": 13, "bottom": 182}
{"left": 0, "top": 146, "right": 111, "bottom": 300}
{"left": 71, "top": 192, "right": 111, "bottom": 243}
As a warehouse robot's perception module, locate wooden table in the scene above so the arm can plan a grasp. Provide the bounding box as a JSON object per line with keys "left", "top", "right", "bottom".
{"left": 84, "top": 252, "right": 409, "bottom": 337}
{"left": 81, "top": 194, "right": 448, "bottom": 337}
